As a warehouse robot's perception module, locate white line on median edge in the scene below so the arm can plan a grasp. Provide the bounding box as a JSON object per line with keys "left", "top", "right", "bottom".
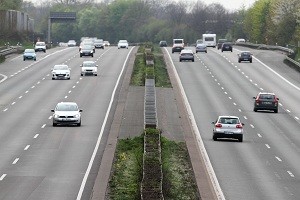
{"left": 165, "top": 48, "right": 225, "bottom": 200}
{"left": 76, "top": 47, "right": 135, "bottom": 200}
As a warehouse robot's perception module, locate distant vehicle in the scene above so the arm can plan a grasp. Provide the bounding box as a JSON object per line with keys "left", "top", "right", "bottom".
{"left": 172, "top": 38, "right": 184, "bottom": 53}
{"left": 196, "top": 39, "right": 203, "bottom": 45}
{"left": 179, "top": 49, "right": 194, "bottom": 62}
{"left": 236, "top": 38, "right": 246, "bottom": 43}
{"left": 202, "top": 34, "right": 216, "bottom": 47}
{"left": 212, "top": 116, "right": 244, "bottom": 142}
{"left": 238, "top": 51, "right": 252, "bottom": 63}
{"left": 103, "top": 41, "right": 110, "bottom": 46}
{"left": 51, "top": 64, "right": 71, "bottom": 80}
{"left": 94, "top": 39, "right": 104, "bottom": 49}
{"left": 80, "top": 45, "right": 94, "bottom": 57}
{"left": 23, "top": 49, "right": 36, "bottom": 61}
{"left": 80, "top": 39, "right": 95, "bottom": 52}
{"left": 51, "top": 102, "right": 82, "bottom": 126}
{"left": 81, "top": 60, "right": 98, "bottom": 76}
{"left": 195, "top": 43, "right": 207, "bottom": 53}
{"left": 253, "top": 92, "right": 279, "bottom": 113}
{"left": 221, "top": 42, "right": 232, "bottom": 52}
{"left": 159, "top": 41, "right": 168, "bottom": 47}
{"left": 118, "top": 40, "right": 129, "bottom": 49}
{"left": 67, "top": 40, "right": 77, "bottom": 47}
{"left": 217, "top": 39, "right": 227, "bottom": 49}
{"left": 34, "top": 41, "right": 46, "bottom": 52}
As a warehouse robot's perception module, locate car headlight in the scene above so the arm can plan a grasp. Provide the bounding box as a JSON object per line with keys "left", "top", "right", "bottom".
{"left": 74, "top": 114, "right": 80, "bottom": 118}
{"left": 54, "top": 114, "right": 59, "bottom": 118}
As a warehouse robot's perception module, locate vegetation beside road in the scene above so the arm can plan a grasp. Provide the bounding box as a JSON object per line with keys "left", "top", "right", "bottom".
{"left": 131, "top": 43, "right": 171, "bottom": 87}
{"left": 108, "top": 130, "right": 198, "bottom": 199}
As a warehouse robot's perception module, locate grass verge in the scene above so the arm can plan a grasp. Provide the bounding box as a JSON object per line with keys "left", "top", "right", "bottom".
{"left": 108, "top": 133, "right": 199, "bottom": 199}
{"left": 130, "top": 43, "right": 171, "bottom": 87}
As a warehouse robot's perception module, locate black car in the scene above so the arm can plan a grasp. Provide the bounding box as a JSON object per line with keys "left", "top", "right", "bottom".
{"left": 221, "top": 43, "right": 232, "bottom": 52}
{"left": 217, "top": 39, "right": 227, "bottom": 49}
{"left": 159, "top": 41, "right": 167, "bottom": 47}
{"left": 253, "top": 92, "right": 279, "bottom": 113}
{"left": 80, "top": 45, "right": 94, "bottom": 57}
{"left": 238, "top": 51, "right": 252, "bottom": 63}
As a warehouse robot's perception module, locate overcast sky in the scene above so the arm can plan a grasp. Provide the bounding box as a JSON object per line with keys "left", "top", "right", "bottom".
{"left": 27, "top": 0, "right": 257, "bottom": 11}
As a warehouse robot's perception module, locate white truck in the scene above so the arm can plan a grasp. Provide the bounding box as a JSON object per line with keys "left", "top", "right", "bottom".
{"left": 172, "top": 38, "right": 184, "bottom": 53}
{"left": 202, "top": 34, "right": 216, "bottom": 48}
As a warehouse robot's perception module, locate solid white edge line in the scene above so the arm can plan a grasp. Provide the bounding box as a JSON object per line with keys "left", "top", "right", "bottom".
{"left": 165, "top": 48, "right": 225, "bottom": 200}
{"left": 0, "top": 174, "right": 7, "bottom": 181}
{"left": 76, "top": 47, "right": 135, "bottom": 200}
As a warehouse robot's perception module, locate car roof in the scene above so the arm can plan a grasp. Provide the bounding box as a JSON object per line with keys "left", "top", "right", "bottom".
{"left": 181, "top": 49, "right": 193, "bottom": 53}
{"left": 258, "top": 92, "right": 275, "bottom": 95}
{"left": 57, "top": 102, "right": 77, "bottom": 105}
{"left": 218, "top": 115, "right": 239, "bottom": 118}
{"left": 83, "top": 61, "right": 95, "bottom": 64}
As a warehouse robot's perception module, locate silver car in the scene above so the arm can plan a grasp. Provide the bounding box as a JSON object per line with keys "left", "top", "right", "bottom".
{"left": 212, "top": 116, "right": 244, "bottom": 142}
{"left": 51, "top": 102, "right": 82, "bottom": 126}
{"left": 51, "top": 64, "right": 71, "bottom": 80}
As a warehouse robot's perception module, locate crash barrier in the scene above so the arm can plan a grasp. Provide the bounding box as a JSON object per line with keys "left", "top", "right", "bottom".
{"left": 235, "top": 42, "right": 294, "bottom": 55}
{"left": 144, "top": 79, "right": 157, "bottom": 128}
{"left": 0, "top": 46, "right": 19, "bottom": 57}
{"left": 285, "top": 56, "right": 300, "bottom": 69}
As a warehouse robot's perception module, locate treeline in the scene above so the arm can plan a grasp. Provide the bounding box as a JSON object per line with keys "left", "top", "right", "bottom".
{"left": 2, "top": 0, "right": 300, "bottom": 47}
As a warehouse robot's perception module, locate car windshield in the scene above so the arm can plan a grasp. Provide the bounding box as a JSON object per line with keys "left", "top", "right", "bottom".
{"left": 82, "top": 45, "right": 92, "bottom": 50}
{"left": 83, "top": 62, "right": 96, "bottom": 67}
{"left": 242, "top": 52, "right": 250, "bottom": 56}
{"left": 25, "top": 49, "right": 34, "bottom": 53}
{"left": 56, "top": 103, "right": 78, "bottom": 111}
{"left": 54, "top": 65, "right": 68, "bottom": 70}
{"left": 36, "top": 42, "right": 45, "bottom": 46}
{"left": 218, "top": 117, "right": 239, "bottom": 124}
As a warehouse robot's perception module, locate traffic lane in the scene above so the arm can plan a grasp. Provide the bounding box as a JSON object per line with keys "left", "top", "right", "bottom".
{"left": 0, "top": 47, "right": 78, "bottom": 108}
{"left": 195, "top": 48, "right": 300, "bottom": 198}
{"left": 167, "top": 48, "right": 298, "bottom": 199}
{"left": 0, "top": 47, "right": 133, "bottom": 199}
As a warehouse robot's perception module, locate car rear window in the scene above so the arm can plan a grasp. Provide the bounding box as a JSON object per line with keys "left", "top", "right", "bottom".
{"left": 218, "top": 118, "right": 239, "bottom": 124}
{"left": 259, "top": 94, "right": 275, "bottom": 100}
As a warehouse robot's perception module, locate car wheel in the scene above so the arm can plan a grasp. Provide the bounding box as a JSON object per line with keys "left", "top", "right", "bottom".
{"left": 192, "top": 59, "right": 194, "bottom": 62}
{"left": 77, "top": 121, "right": 81, "bottom": 126}
{"left": 250, "top": 59, "right": 252, "bottom": 63}
{"left": 34, "top": 58, "right": 36, "bottom": 61}
{"left": 23, "top": 58, "right": 26, "bottom": 61}
{"left": 221, "top": 50, "right": 223, "bottom": 52}
{"left": 53, "top": 122, "right": 57, "bottom": 126}
{"left": 274, "top": 109, "right": 278, "bottom": 113}
{"left": 205, "top": 51, "right": 207, "bottom": 53}
{"left": 238, "top": 135, "right": 243, "bottom": 142}
{"left": 81, "top": 74, "right": 83, "bottom": 76}
{"left": 213, "top": 135, "right": 217, "bottom": 141}
{"left": 80, "top": 54, "right": 82, "bottom": 57}
{"left": 91, "top": 54, "right": 94, "bottom": 57}
{"left": 238, "top": 60, "right": 241, "bottom": 63}
{"left": 52, "top": 78, "right": 55, "bottom": 80}
{"left": 95, "top": 74, "right": 97, "bottom": 76}
{"left": 253, "top": 108, "right": 257, "bottom": 112}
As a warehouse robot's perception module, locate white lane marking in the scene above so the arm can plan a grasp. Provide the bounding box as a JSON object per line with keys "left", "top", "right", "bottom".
{"left": 243, "top": 116, "right": 247, "bottom": 120}
{"left": 25, "top": 90, "right": 29, "bottom": 93}
{"left": 228, "top": 97, "right": 232, "bottom": 100}
{"left": 31, "top": 86, "right": 35, "bottom": 89}
{"left": 233, "top": 102, "right": 237, "bottom": 106}
{"left": 265, "top": 144, "right": 271, "bottom": 149}
{"left": 0, "top": 174, "right": 7, "bottom": 181}
{"left": 76, "top": 47, "right": 132, "bottom": 200}
{"left": 24, "top": 145, "right": 30, "bottom": 150}
{"left": 238, "top": 109, "right": 242, "bottom": 112}
{"left": 257, "top": 133, "right": 262, "bottom": 138}
{"left": 68, "top": 91, "right": 72, "bottom": 93}
{"left": 260, "top": 88, "right": 264, "bottom": 91}
{"left": 163, "top": 48, "right": 226, "bottom": 200}
{"left": 3, "top": 108, "right": 8, "bottom": 112}
{"left": 286, "top": 109, "right": 291, "bottom": 113}
{"left": 41, "top": 124, "right": 46, "bottom": 128}
{"left": 11, "top": 102, "right": 16, "bottom": 105}
{"left": 34, "top": 134, "right": 39, "bottom": 138}
{"left": 73, "top": 86, "right": 76, "bottom": 88}
{"left": 295, "top": 116, "right": 299, "bottom": 120}
{"left": 275, "top": 156, "right": 282, "bottom": 162}
{"left": 12, "top": 158, "right": 19, "bottom": 164}
{"left": 287, "top": 171, "right": 295, "bottom": 178}
{"left": 65, "top": 96, "right": 68, "bottom": 99}
{"left": 250, "top": 124, "right": 255, "bottom": 128}
{"left": 49, "top": 116, "right": 52, "bottom": 119}
{"left": 0, "top": 74, "right": 8, "bottom": 83}
{"left": 224, "top": 92, "right": 227, "bottom": 94}
{"left": 19, "top": 96, "right": 23, "bottom": 99}
{"left": 254, "top": 56, "right": 300, "bottom": 91}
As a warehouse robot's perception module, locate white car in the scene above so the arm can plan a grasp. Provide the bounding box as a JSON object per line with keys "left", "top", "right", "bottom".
{"left": 34, "top": 41, "right": 46, "bottom": 52}
{"left": 51, "top": 102, "right": 82, "bottom": 126}
{"left": 67, "top": 40, "right": 77, "bottom": 47}
{"left": 212, "top": 116, "right": 244, "bottom": 142}
{"left": 103, "top": 41, "right": 110, "bottom": 46}
{"left": 51, "top": 64, "right": 71, "bottom": 80}
{"left": 118, "top": 40, "right": 129, "bottom": 49}
{"left": 81, "top": 61, "right": 98, "bottom": 76}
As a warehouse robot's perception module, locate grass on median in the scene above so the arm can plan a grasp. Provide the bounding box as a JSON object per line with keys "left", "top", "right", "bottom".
{"left": 108, "top": 134, "right": 199, "bottom": 199}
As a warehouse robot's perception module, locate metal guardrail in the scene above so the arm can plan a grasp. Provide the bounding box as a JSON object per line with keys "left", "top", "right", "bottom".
{"left": 0, "top": 46, "right": 19, "bottom": 57}
{"left": 285, "top": 56, "right": 300, "bottom": 69}
{"left": 235, "top": 42, "right": 294, "bottom": 55}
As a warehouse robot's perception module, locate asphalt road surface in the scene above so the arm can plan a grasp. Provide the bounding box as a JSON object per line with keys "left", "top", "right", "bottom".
{"left": 166, "top": 46, "right": 300, "bottom": 200}
{"left": 0, "top": 46, "right": 134, "bottom": 200}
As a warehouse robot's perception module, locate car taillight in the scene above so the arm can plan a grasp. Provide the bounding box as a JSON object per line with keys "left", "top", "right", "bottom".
{"left": 215, "top": 123, "right": 222, "bottom": 128}
{"left": 236, "top": 124, "right": 243, "bottom": 128}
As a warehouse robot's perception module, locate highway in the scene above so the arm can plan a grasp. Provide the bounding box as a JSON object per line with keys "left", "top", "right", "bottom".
{"left": 166, "top": 46, "right": 300, "bottom": 200}
{"left": 0, "top": 46, "right": 133, "bottom": 200}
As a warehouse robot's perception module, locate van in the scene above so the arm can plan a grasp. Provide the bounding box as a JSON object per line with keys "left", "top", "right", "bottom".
{"left": 172, "top": 39, "right": 184, "bottom": 53}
